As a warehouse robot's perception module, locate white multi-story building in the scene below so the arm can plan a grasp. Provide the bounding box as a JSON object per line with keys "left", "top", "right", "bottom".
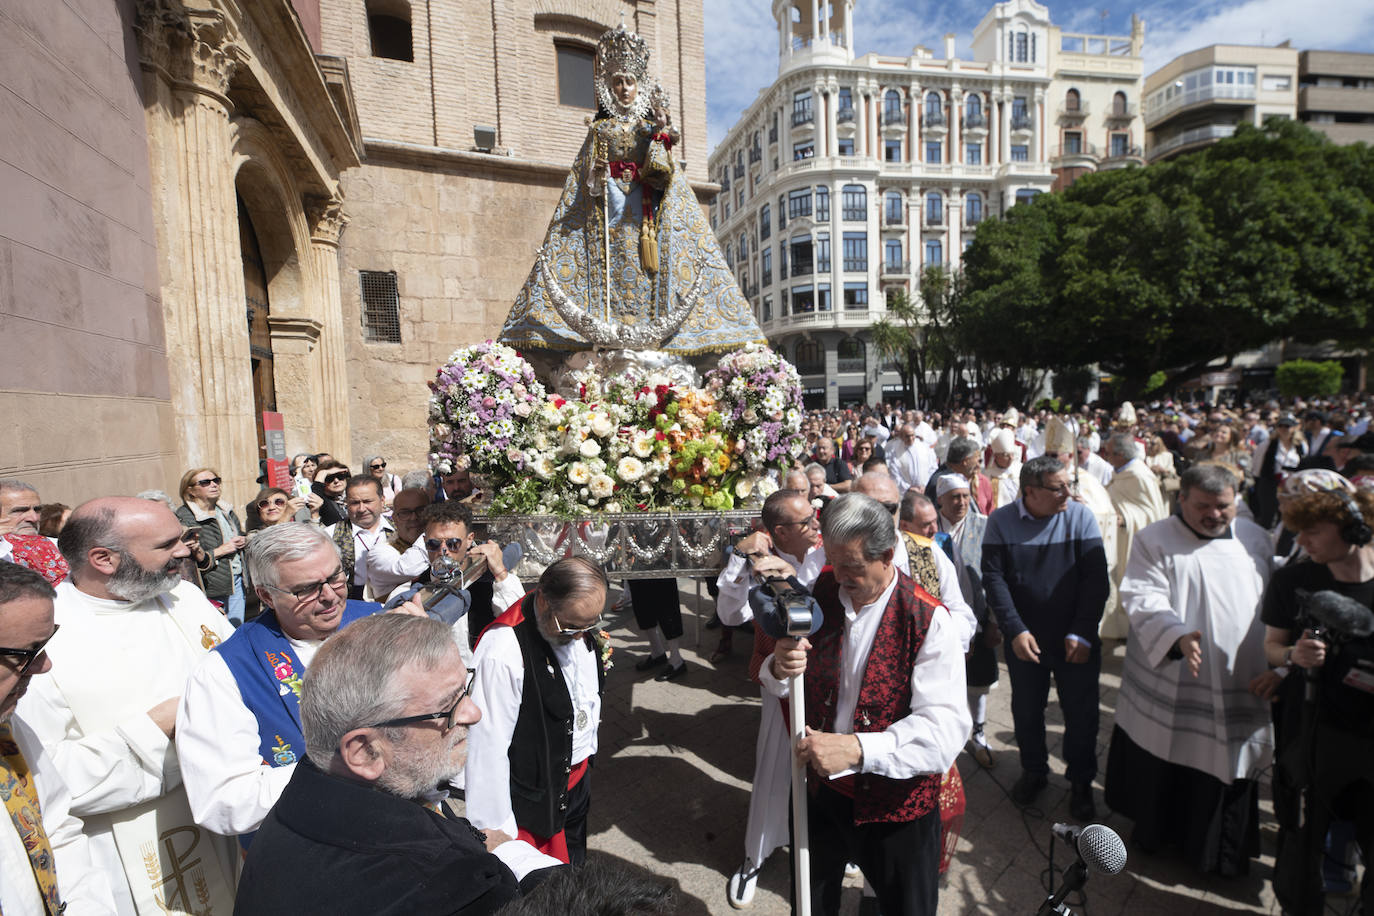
{"left": 708, "top": 0, "right": 1145, "bottom": 408}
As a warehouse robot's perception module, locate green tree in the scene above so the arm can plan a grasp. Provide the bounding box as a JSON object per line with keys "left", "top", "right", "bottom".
{"left": 1275, "top": 359, "right": 1343, "bottom": 397}
{"left": 959, "top": 118, "right": 1374, "bottom": 400}
{"left": 870, "top": 288, "right": 928, "bottom": 407}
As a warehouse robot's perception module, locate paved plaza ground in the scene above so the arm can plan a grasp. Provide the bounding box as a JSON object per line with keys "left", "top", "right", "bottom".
{"left": 498, "top": 580, "right": 1322, "bottom": 915}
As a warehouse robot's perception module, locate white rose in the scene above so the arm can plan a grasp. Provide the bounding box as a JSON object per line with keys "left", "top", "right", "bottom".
{"left": 590, "top": 413, "right": 615, "bottom": 438}
{"left": 734, "top": 477, "right": 754, "bottom": 499}
{"left": 579, "top": 439, "right": 601, "bottom": 458}
{"left": 604, "top": 502, "right": 622, "bottom": 513}
{"left": 617, "top": 456, "right": 645, "bottom": 482}
{"left": 514, "top": 401, "right": 533, "bottom": 417}
{"left": 569, "top": 462, "right": 591, "bottom": 485}
{"left": 757, "top": 477, "right": 780, "bottom": 499}
{"left": 741, "top": 407, "right": 759, "bottom": 424}
{"left": 631, "top": 433, "right": 654, "bottom": 458}
{"left": 532, "top": 457, "right": 555, "bottom": 479}
{"left": 589, "top": 474, "right": 615, "bottom": 499}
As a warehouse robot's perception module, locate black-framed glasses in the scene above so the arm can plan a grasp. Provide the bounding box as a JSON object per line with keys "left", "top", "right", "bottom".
{"left": 425, "top": 537, "right": 465, "bottom": 552}
{"left": 323, "top": 472, "right": 350, "bottom": 484}
{"left": 371, "top": 669, "right": 476, "bottom": 733}
{"left": 0, "top": 624, "right": 60, "bottom": 678}
{"left": 195, "top": 476, "right": 223, "bottom": 488}
{"left": 262, "top": 568, "right": 348, "bottom": 604}
{"left": 775, "top": 515, "right": 818, "bottom": 529}
{"left": 371, "top": 462, "right": 387, "bottom": 470}
{"left": 1029, "top": 483, "right": 1071, "bottom": 498}
{"left": 552, "top": 608, "right": 602, "bottom": 638}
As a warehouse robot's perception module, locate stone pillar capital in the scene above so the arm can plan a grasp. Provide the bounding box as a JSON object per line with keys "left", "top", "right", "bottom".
{"left": 136, "top": 0, "right": 242, "bottom": 101}
{"left": 305, "top": 195, "right": 348, "bottom": 246}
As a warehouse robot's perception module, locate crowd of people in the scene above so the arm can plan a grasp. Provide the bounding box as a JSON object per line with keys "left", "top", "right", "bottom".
{"left": 1, "top": 391, "right": 1372, "bottom": 915}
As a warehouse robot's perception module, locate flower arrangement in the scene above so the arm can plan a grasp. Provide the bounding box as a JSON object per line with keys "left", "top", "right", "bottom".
{"left": 428, "top": 343, "right": 804, "bottom": 516}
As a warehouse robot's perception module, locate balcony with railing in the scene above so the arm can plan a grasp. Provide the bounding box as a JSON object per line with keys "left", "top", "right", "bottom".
{"left": 836, "top": 356, "right": 866, "bottom": 373}
{"left": 883, "top": 109, "right": 906, "bottom": 126}
{"left": 749, "top": 146, "right": 762, "bottom": 163}
{"left": 1101, "top": 143, "right": 1144, "bottom": 165}
{"left": 836, "top": 106, "right": 855, "bottom": 124}
{"left": 1057, "top": 100, "right": 1090, "bottom": 119}
{"left": 733, "top": 163, "right": 745, "bottom": 180}
{"left": 1147, "top": 123, "right": 1237, "bottom": 160}
{"left": 923, "top": 210, "right": 943, "bottom": 227}
{"left": 1147, "top": 83, "right": 1255, "bottom": 125}
{"left": 1104, "top": 102, "right": 1138, "bottom": 121}
{"left": 963, "top": 112, "right": 987, "bottom": 129}
{"left": 922, "top": 110, "right": 946, "bottom": 130}
{"left": 1051, "top": 141, "right": 1099, "bottom": 161}
{"left": 791, "top": 261, "right": 814, "bottom": 278}
{"left": 768, "top": 126, "right": 778, "bottom": 144}
{"left": 881, "top": 260, "right": 911, "bottom": 278}
{"left": 792, "top": 108, "right": 815, "bottom": 127}
{"left": 761, "top": 270, "right": 773, "bottom": 287}
{"left": 1010, "top": 113, "right": 1034, "bottom": 131}
{"left": 884, "top": 210, "right": 904, "bottom": 226}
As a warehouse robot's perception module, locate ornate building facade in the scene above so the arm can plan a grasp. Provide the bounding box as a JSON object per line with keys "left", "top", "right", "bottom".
{"left": 707, "top": 0, "right": 1144, "bottom": 409}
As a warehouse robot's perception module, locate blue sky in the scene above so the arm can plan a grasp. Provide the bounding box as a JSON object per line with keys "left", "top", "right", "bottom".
{"left": 702, "top": 0, "right": 1374, "bottom": 150}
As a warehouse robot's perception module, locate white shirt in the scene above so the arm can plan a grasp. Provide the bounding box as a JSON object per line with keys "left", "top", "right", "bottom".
{"left": 326, "top": 519, "right": 395, "bottom": 595}
{"left": 913, "top": 421, "right": 937, "bottom": 447}
{"left": 888, "top": 440, "right": 936, "bottom": 495}
{"left": 465, "top": 623, "right": 601, "bottom": 838}
{"left": 176, "top": 634, "right": 324, "bottom": 837}
{"left": 385, "top": 571, "right": 526, "bottom": 669}
{"left": 715, "top": 545, "right": 814, "bottom": 627}
{"left": 365, "top": 536, "right": 430, "bottom": 599}
{"left": 17, "top": 580, "right": 238, "bottom": 916}
{"left": 1, "top": 715, "right": 116, "bottom": 915}
{"left": 798, "top": 536, "right": 976, "bottom": 651}
{"left": 758, "top": 568, "right": 970, "bottom": 780}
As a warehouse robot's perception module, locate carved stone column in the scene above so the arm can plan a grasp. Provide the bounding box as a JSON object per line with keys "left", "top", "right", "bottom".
{"left": 136, "top": 0, "right": 259, "bottom": 500}
{"left": 305, "top": 195, "right": 353, "bottom": 464}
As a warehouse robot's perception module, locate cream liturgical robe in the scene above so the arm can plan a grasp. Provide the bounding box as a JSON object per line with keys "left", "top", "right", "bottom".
{"left": 1117, "top": 516, "right": 1274, "bottom": 784}
{"left": 1070, "top": 468, "right": 1119, "bottom": 628}
{"left": 1101, "top": 459, "right": 1170, "bottom": 639}
{"left": 17, "top": 580, "right": 238, "bottom": 916}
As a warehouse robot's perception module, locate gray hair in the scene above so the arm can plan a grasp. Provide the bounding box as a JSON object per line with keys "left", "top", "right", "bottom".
{"left": 900, "top": 489, "right": 935, "bottom": 524}
{"left": 946, "top": 437, "right": 980, "bottom": 465}
{"left": 363, "top": 455, "right": 385, "bottom": 471}
{"left": 1180, "top": 463, "right": 1238, "bottom": 498}
{"left": 245, "top": 522, "right": 338, "bottom": 590}
{"left": 783, "top": 469, "right": 809, "bottom": 491}
{"left": 803, "top": 462, "right": 826, "bottom": 479}
{"left": 301, "top": 614, "right": 458, "bottom": 764}
{"left": 400, "top": 470, "right": 433, "bottom": 490}
{"left": 1106, "top": 432, "right": 1142, "bottom": 462}
{"left": 537, "top": 556, "right": 608, "bottom": 614}
{"left": 1020, "top": 455, "right": 1064, "bottom": 492}
{"left": 0, "top": 479, "right": 37, "bottom": 499}
{"left": 135, "top": 490, "right": 175, "bottom": 511}
{"left": 819, "top": 493, "right": 896, "bottom": 560}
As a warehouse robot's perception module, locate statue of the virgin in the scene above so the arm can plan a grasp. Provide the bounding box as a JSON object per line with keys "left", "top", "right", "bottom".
{"left": 498, "top": 23, "right": 763, "bottom": 370}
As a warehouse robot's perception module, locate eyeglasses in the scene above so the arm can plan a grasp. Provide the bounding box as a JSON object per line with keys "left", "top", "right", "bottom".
{"left": 371, "top": 669, "right": 476, "bottom": 733}
{"left": 552, "top": 608, "right": 602, "bottom": 638}
{"left": 195, "top": 476, "right": 223, "bottom": 488}
{"left": 371, "top": 462, "right": 386, "bottom": 470}
{"left": 257, "top": 497, "right": 288, "bottom": 509}
{"left": 774, "top": 515, "right": 818, "bottom": 530}
{"left": 262, "top": 568, "right": 348, "bottom": 604}
{"left": 393, "top": 507, "right": 424, "bottom": 519}
{"left": 0, "top": 624, "right": 60, "bottom": 678}
{"left": 323, "top": 472, "right": 350, "bottom": 484}
{"left": 425, "top": 537, "right": 465, "bottom": 552}
{"left": 1029, "top": 483, "right": 1071, "bottom": 498}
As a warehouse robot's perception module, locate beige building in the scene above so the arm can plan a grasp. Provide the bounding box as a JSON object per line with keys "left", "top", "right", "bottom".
{"left": 2, "top": 0, "right": 359, "bottom": 507}
{"left": 707, "top": 0, "right": 1143, "bottom": 408}
{"left": 1298, "top": 50, "right": 1374, "bottom": 145}
{"left": 316, "top": 0, "right": 710, "bottom": 470}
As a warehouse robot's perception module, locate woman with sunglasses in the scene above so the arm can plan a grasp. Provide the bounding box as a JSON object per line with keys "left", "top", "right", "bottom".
{"left": 247, "top": 487, "right": 309, "bottom": 532}
{"left": 176, "top": 467, "right": 248, "bottom": 626}
{"left": 363, "top": 455, "right": 403, "bottom": 508}
{"left": 311, "top": 461, "right": 351, "bottom": 527}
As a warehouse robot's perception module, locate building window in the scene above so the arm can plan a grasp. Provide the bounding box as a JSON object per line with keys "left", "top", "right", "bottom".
{"left": 760, "top": 204, "right": 771, "bottom": 240}
{"left": 925, "top": 191, "right": 942, "bottom": 225}
{"left": 780, "top": 243, "right": 788, "bottom": 279}
{"left": 1112, "top": 91, "right": 1128, "bottom": 116}
{"left": 724, "top": 243, "right": 733, "bottom": 264}
{"left": 1009, "top": 29, "right": 1035, "bottom": 63}
{"left": 1063, "top": 131, "right": 1082, "bottom": 154}
{"left": 924, "top": 91, "right": 942, "bottom": 120}
{"left": 778, "top": 195, "right": 786, "bottom": 230}
{"left": 815, "top": 186, "right": 830, "bottom": 222}
{"left": 367, "top": 1, "right": 413, "bottom": 61}
{"left": 837, "top": 337, "right": 866, "bottom": 373}
{"left": 842, "top": 232, "right": 867, "bottom": 272}
{"left": 793, "top": 89, "right": 814, "bottom": 125}
{"left": 359, "top": 270, "right": 402, "bottom": 342}
{"left": 1065, "top": 88, "right": 1080, "bottom": 111}
{"left": 924, "top": 239, "right": 942, "bottom": 266}
{"left": 885, "top": 139, "right": 902, "bottom": 161}
{"left": 795, "top": 339, "right": 823, "bottom": 374}
{"left": 966, "top": 142, "right": 982, "bottom": 165}
{"left": 1011, "top": 144, "right": 1028, "bottom": 161}
{"left": 816, "top": 235, "right": 831, "bottom": 272}
{"left": 788, "top": 189, "right": 812, "bottom": 220}
{"left": 1262, "top": 74, "right": 1292, "bottom": 91}
{"left": 966, "top": 94, "right": 982, "bottom": 121}
{"left": 1110, "top": 133, "right": 1129, "bottom": 157}
{"left": 966, "top": 192, "right": 983, "bottom": 224}
{"left": 1015, "top": 189, "right": 1040, "bottom": 206}
{"left": 884, "top": 191, "right": 903, "bottom": 225}
{"left": 555, "top": 44, "right": 596, "bottom": 106}
{"left": 843, "top": 283, "right": 869, "bottom": 310}
{"left": 793, "top": 141, "right": 815, "bottom": 160}
{"left": 792, "top": 285, "right": 815, "bottom": 313}
{"left": 817, "top": 284, "right": 832, "bottom": 311}
{"left": 762, "top": 295, "right": 773, "bottom": 322}
{"left": 838, "top": 87, "right": 853, "bottom": 117}
{"left": 841, "top": 185, "right": 866, "bottom": 221}
{"left": 925, "top": 141, "right": 941, "bottom": 163}
{"left": 884, "top": 238, "right": 903, "bottom": 270}
{"left": 838, "top": 138, "right": 855, "bottom": 156}
{"left": 884, "top": 89, "right": 903, "bottom": 123}
{"left": 762, "top": 248, "right": 772, "bottom": 285}
{"left": 790, "top": 237, "right": 814, "bottom": 277}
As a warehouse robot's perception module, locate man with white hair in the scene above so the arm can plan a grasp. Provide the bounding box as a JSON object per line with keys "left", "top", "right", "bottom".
{"left": 234, "top": 614, "right": 562, "bottom": 913}
{"left": 176, "top": 523, "right": 388, "bottom": 848}
{"left": 18, "top": 498, "right": 238, "bottom": 914}
{"left": 1077, "top": 435, "right": 1115, "bottom": 489}
{"left": 887, "top": 424, "right": 937, "bottom": 497}
{"left": 0, "top": 479, "right": 68, "bottom": 587}
{"left": 1101, "top": 432, "right": 1170, "bottom": 640}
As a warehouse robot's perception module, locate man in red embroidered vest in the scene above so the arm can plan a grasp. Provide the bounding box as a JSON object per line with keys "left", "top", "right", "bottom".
{"left": 765, "top": 493, "right": 970, "bottom": 915}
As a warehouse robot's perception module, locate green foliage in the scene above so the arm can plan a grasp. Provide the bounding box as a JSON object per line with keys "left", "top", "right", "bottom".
{"left": 1274, "top": 359, "right": 1344, "bottom": 397}
{"left": 1142, "top": 371, "right": 1167, "bottom": 395}
{"left": 959, "top": 118, "right": 1374, "bottom": 399}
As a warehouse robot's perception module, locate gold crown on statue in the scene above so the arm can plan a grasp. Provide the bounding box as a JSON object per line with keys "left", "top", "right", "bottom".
{"left": 595, "top": 24, "right": 652, "bottom": 118}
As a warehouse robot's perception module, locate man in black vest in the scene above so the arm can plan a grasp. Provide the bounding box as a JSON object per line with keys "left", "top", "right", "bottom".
{"left": 465, "top": 557, "right": 608, "bottom": 865}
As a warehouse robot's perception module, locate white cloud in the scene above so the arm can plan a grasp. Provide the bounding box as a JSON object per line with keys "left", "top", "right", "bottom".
{"left": 1139, "top": 0, "right": 1374, "bottom": 72}
{"left": 704, "top": 0, "right": 782, "bottom": 150}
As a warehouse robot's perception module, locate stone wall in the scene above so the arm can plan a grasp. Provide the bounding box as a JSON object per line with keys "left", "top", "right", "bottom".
{"left": 0, "top": 0, "right": 180, "bottom": 505}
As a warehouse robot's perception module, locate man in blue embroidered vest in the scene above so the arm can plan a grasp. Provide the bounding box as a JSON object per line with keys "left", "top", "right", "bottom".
{"left": 765, "top": 493, "right": 970, "bottom": 915}
{"left": 466, "top": 557, "right": 607, "bottom": 865}
{"left": 176, "top": 522, "right": 387, "bottom": 847}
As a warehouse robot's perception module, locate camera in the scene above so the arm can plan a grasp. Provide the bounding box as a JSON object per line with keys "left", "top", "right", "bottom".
{"left": 729, "top": 545, "right": 821, "bottom": 639}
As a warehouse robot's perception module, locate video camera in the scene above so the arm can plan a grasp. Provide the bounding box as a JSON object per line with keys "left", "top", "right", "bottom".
{"left": 728, "top": 544, "right": 822, "bottom": 640}
{"left": 1295, "top": 589, "right": 1374, "bottom": 709}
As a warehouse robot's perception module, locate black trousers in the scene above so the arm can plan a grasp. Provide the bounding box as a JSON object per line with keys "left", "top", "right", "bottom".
{"left": 1005, "top": 644, "right": 1100, "bottom": 784}
{"left": 563, "top": 767, "right": 592, "bottom": 867}
{"left": 628, "top": 578, "right": 683, "bottom": 641}
{"left": 807, "top": 783, "right": 940, "bottom": 916}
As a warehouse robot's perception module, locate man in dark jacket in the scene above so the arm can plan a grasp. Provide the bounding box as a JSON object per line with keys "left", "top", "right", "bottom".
{"left": 234, "top": 614, "right": 561, "bottom": 915}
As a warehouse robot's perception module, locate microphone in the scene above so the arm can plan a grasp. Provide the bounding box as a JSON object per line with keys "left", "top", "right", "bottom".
{"left": 1052, "top": 823, "right": 1127, "bottom": 875}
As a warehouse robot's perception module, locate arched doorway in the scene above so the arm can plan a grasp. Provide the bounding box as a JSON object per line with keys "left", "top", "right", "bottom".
{"left": 238, "top": 195, "right": 277, "bottom": 457}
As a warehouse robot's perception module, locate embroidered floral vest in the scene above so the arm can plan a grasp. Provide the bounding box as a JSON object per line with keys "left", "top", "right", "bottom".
{"left": 805, "top": 569, "right": 943, "bottom": 825}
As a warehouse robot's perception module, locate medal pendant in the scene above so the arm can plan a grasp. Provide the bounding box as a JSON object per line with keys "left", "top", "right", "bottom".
{"left": 576, "top": 709, "right": 589, "bottom": 730}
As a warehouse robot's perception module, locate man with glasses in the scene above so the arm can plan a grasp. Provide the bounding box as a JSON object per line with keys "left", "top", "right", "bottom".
{"left": 0, "top": 562, "right": 117, "bottom": 914}
{"left": 176, "top": 523, "right": 390, "bottom": 851}
{"left": 17, "top": 497, "right": 239, "bottom": 913}
{"left": 466, "top": 557, "right": 608, "bottom": 865}
{"left": 234, "top": 613, "right": 562, "bottom": 914}
{"left": 982, "top": 455, "right": 1110, "bottom": 819}
{"left": 325, "top": 475, "right": 396, "bottom": 600}
{"left": 361, "top": 487, "right": 432, "bottom": 602}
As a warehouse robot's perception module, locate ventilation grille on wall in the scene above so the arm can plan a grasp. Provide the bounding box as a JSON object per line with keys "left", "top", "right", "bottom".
{"left": 359, "top": 270, "right": 402, "bottom": 343}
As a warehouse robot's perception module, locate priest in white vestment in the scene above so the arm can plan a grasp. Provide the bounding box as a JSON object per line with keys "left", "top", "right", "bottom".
{"left": 984, "top": 429, "right": 1022, "bottom": 511}
{"left": 17, "top": 498, "right": 237, "bottom": 915}
{"left": 1100, "top": 432, "right": 1171, "bottom": 639}
{"left": 1105, "top": 465, "right": 1274, "bottom": 877}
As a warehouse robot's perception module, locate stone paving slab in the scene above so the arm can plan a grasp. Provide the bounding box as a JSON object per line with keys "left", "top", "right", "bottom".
{"left": 502, "top": 582, "right": 1306, "bottom": 914}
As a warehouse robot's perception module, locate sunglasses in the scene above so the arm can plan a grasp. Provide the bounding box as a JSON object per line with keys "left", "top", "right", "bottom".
{"left": 370, "top": 462, "right": 387, "bottom": 470}
{"left": 257, "top": 497, "right": 288, "bottom": 509}
{"left": 0, "top": 624, "right": 60, "bottom": 678}
{"left": 323, "top": 472, "right": 350, "bottom": 484}
{"left": 195, "top": 476, "right": 223, "bottom": 487}
{"left": 371, "top": 669, "right": 476, "bottom": 733}
{"left": 425, "top": 537, "right": 466, "bottom": 552}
